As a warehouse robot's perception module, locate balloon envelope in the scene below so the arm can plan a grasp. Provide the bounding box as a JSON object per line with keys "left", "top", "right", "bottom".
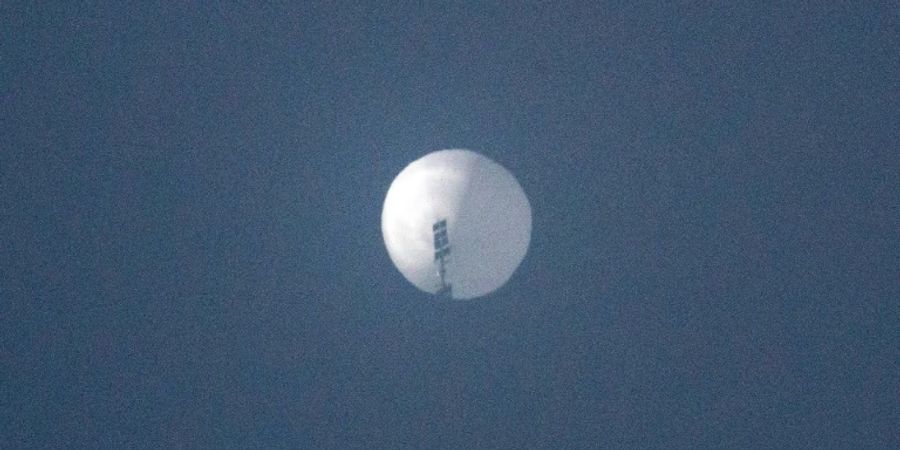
{"left": 381, "top": 149, "right": 531, "bottom": 299}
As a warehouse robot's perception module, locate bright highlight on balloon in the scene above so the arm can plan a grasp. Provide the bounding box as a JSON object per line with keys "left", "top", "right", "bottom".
{"left": 381, "top": 149, "right": 532, "bottom": 300}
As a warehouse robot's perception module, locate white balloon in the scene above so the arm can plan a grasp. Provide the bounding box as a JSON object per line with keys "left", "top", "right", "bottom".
{"left": 381, "top": 149, "right": 531, "bottom": 299}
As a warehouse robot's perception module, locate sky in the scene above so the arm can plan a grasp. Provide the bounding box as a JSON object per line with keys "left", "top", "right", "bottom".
{"left": 2, "top": 2, "right": 898, "bottom": 448}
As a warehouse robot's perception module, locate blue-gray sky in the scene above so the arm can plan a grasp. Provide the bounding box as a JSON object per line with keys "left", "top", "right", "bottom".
{"left": 2, "top": 2, "right": 897, "bottom": 447}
